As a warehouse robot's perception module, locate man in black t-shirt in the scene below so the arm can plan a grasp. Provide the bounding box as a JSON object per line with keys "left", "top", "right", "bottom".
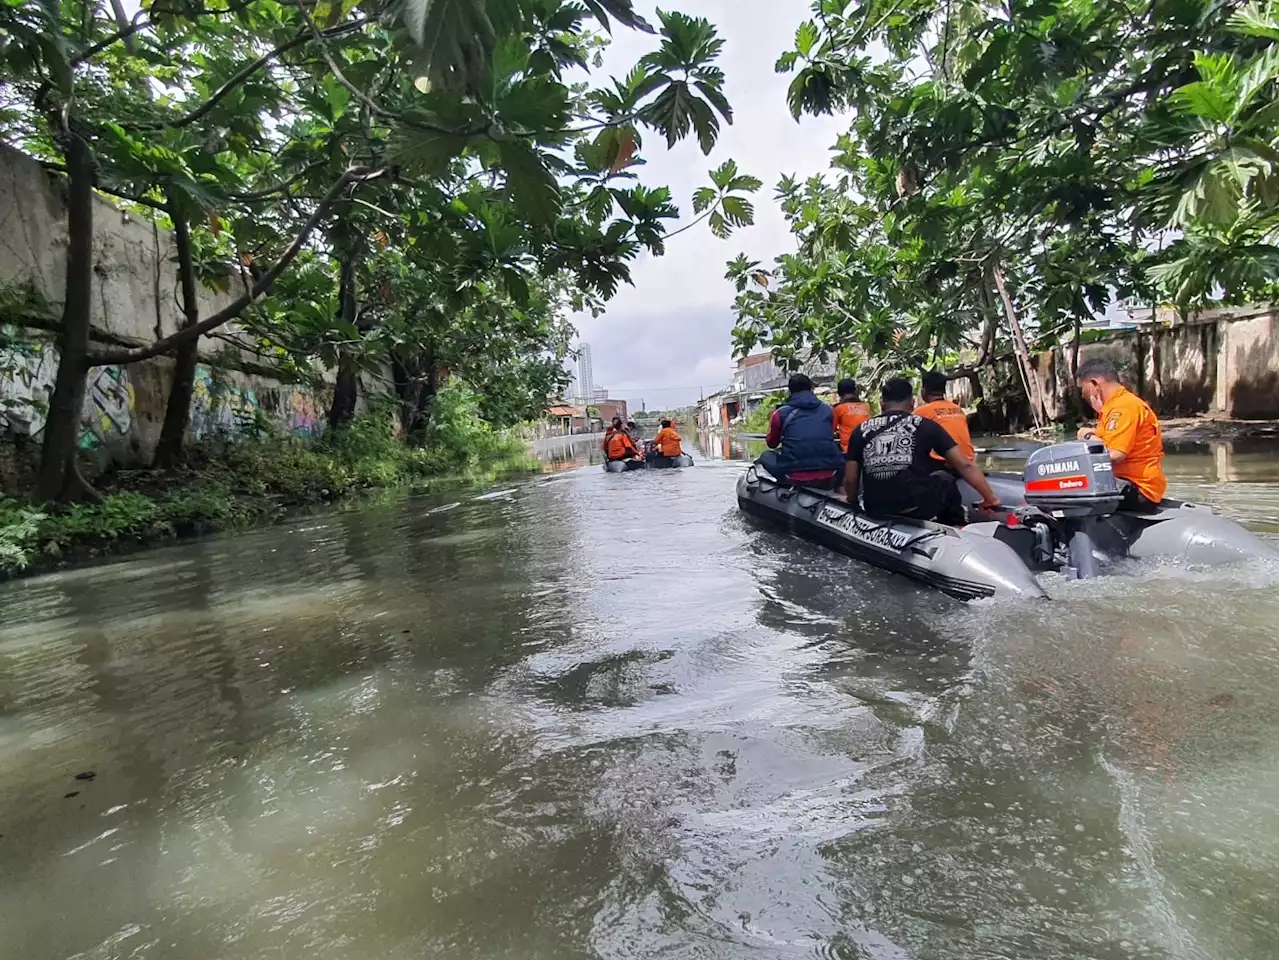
{"left": 845, "top": 377, "right": 1000, "bottom": 524}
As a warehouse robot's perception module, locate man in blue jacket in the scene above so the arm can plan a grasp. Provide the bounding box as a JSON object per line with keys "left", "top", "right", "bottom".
{"left": 758, "top": 374, "right": 846, "bottom": 488}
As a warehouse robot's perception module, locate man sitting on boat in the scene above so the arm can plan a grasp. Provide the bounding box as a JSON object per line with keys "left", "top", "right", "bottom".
{"left": 1075, "top": 358, "right": 1167, "bottom": 512}
{"left": 844, "top": 377, "right": 1001, "bottom": 524}
{"left": 652, "top": 419, "right": 683, "bottom": 458}
{"left": 759, "top": 374, "right": 847, "bottom": 489}
{"left": 603, "top": 416, "right": 642, "bottom": 463}
{"left": 915, "top": 370, "right": 976, "bottom": 472}
{"left": 832, "top": 378, "right": 871, "bottom": 453}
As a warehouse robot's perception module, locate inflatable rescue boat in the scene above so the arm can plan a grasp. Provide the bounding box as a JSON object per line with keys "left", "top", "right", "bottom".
{"left": 737, "top": 440, "right": 1274, "bottom": 601}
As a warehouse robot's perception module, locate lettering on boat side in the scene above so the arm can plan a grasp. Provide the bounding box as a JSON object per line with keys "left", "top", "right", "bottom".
{"left": 816, "top": 505, "right": 916, "bottom": 551}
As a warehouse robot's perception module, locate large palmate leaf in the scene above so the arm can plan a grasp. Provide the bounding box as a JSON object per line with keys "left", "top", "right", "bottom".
{"left": 497, "top": 139, "right": 562, "bottom": 223}
{"left": 398, "top": 0, "right": 523, "bottom": 90}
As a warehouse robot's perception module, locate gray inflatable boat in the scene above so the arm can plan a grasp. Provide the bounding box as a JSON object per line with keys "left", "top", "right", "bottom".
{"left": 737, "top": 464, "right": 1047, "bottom": 600}
{"left": 737, "top": 440, "right": 1273, "bottom": 601}
{"left": 604, "top": 452, "right": 694, "bottom": 472}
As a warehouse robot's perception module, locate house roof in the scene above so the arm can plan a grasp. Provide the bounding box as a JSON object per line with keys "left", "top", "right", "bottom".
{"left": 737, "top": 352, "right": 772, "bottom": 370}
{"left": 548, "top": 405, "right": 580, "bottom": 417}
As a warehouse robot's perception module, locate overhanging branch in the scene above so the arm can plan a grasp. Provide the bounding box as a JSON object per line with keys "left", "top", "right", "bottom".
{"left": 87, "top": 166, "right": 391, "bottom": 367}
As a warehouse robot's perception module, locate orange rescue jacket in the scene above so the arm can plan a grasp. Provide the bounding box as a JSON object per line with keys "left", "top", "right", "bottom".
{"left": 653, "top": 426, "right": 682, "bottom": 457}
{"left": 832, "top": 400, "right": 871, "bottom": 452}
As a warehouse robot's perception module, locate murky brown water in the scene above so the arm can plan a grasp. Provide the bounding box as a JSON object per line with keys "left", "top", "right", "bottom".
{"left": 1, "top": 434, "right": 1276, "bottom": 959}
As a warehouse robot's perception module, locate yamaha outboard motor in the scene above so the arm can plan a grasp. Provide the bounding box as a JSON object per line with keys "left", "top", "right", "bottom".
{"left": 1022, "top": 441, "right": 1121, "bottom": 578}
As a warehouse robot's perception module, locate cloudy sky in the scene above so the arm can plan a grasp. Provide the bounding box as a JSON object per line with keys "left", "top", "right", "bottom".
{"left": 570, "top": 1, "right": 847, "bottom": 411}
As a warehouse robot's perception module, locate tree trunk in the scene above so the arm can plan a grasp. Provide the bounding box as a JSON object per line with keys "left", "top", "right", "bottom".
{"left": 153, "top": 208, "right": 201, "bottom": 468}
{"left": 991, "top": 264, "right": 1048, "bottom": 430}
{"left": 326, "top": 257, "right": 360, "bottom": 431}
{"left": 35, "top": 134, "right": 96, "bottom": 503}
{"left": 1070, "top": 313, "right": 1082, "bottom": 380}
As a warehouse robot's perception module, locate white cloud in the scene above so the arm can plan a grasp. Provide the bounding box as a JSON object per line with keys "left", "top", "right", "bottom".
{"left": 570, "top": 0, "right": 846, "bottom": 409}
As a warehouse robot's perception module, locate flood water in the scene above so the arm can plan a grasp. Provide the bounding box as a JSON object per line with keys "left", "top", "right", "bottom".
{"left": 1, "top": 434, "right": 1276, "bottom": 960}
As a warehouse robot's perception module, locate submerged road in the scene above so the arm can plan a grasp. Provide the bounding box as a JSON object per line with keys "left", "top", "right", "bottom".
{"left": 0, "top": 435, "right": 1276, "bottom": 959}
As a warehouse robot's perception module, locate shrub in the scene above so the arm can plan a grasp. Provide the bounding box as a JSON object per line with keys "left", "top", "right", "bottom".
{"left": 0, "top": 497, "right": 45, "bottom": 573}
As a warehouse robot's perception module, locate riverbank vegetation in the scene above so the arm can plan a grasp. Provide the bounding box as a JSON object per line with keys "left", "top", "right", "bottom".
{"left": 728, "top": 0, "right": 1278, "bottom": 425}
{"left": 0, "top": 384, "right": 534, "bottom": 575}
{"left": 0, "top": 0, "right": 760, "bottom": 505}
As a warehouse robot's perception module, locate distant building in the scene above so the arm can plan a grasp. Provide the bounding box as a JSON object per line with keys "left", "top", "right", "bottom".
{"left": 574, "top": 344, "right": 594, "bottom": 402}
{"left": 591, "top": 385, "right": 609, "bottom": 401}
{"left": 697, "top": 350, "right": 837, "bottom": 431}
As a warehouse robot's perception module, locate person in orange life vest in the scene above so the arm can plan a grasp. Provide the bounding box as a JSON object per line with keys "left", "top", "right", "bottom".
{"left": 1075, "top": 358, "right": 1167, "bottom": 512}
{"left": 914, "top": 370, "right": 976, "bottom": 474}
{"left": 652, "top": 419, "right": 682, "bottom": 457}
{"left": 759, "top": 373, "right": 846, "bottom": 489}
{"left": 603, "top": 416, "right": 641, "bottom": 461}
{"left": 831, "top": 378, "right": 871, "bottom": 452}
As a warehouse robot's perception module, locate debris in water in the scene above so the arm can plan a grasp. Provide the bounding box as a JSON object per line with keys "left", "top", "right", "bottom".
{"left": 64, "top": 792, "right": 79, "bottom": 799}
{"left": 74, "top": 772, "right": 96, "bottom": 781}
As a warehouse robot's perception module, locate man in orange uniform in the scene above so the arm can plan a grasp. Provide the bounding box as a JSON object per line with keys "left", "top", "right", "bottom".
{"left": 652, "top": 419, "right": 682, "bottom": 458}
{"left": 603, "top": 416, "right": 642, "bottom": 462}
{"left": 915, "top": 370, "right": 976, "bottom": 467}
{"left": 1075, "top": 358, "right": 1167, "bottom": 512}
{"left": 831, "top": 379, "right": 871, "bottom": 452}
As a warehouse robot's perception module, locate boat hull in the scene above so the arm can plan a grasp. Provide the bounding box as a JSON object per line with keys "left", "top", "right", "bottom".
{"left": 736, "top": 467, "right": 1048, "bottom": 601}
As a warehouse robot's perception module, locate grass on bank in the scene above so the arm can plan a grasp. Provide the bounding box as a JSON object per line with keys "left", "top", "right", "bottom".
{"left": 0, "top": 387, "right": 537, "bottom": 575}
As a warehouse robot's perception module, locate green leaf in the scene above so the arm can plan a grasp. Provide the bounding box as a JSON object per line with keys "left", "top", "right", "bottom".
{"left": 787, "top": 65, "right": 837, "bottom": 120}
{"left": 1228, "top": 1, "right": 1279, "bottom": 40}
{"left": 1170, "top": 80, "right": 1235, "bottom": 124}
{"left": 581, "top": 0, "right": 655, "bottom": 34}
{"left": 394, "top": 118, "right": 474, "bottom": 176}
{"left": 688, "top": 95, "right": 720, "bottom": 154}
{"left": 775, "top": 50, "right": 800, "bottom": 73}
{"left": 795, "top": 20, "right": 819, "bottom": 58}
{"left": 498, "top": 76, "right": 571, "bottom": 134}
{"left": 720, "top": 194, "right": 755, "bottom": 230}
{"left": 641, "top": 81, "right": 694, "bottom": 148}
{"left": 323, "top": 77, "right": 351, "bottom": 121}
{"left": 497, "top": 140, "right": 562, "bottom": 223}
{"left": 692, "top": 185, "right": 716, "bottom": 213}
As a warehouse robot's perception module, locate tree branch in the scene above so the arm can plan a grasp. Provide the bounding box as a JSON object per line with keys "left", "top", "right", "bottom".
{"left": 229, "top": 162, "right": 327, "bottom": 200}
{"left": 87, "top": 166, "right": 391, "bottom": 366}
{"left": 73, "top": 0, "right": 258, "bottom": 65}
{"left": 130, "top": 17, "right": 368, "bottom": 131}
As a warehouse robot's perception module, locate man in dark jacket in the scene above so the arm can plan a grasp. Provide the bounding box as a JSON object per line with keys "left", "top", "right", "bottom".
{"left": 758, "top": 374, "right": 846, "bottom": 488}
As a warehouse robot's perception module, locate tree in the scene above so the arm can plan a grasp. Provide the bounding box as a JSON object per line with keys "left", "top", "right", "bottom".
{"left": 0, "top": 0, "right": 762, "bottom": 500}
{"left": 731, "top": 0, "right": 1277, "bottom": 417}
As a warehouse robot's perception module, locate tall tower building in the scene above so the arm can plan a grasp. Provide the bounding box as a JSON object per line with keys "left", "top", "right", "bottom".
{"left": 575, "top": 344, "right": 593, "bottom": 403}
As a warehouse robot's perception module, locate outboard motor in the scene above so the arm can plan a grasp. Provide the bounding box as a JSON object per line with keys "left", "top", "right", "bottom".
{"left": 1022, "top": 441, "right": 1122, "bottom": 578}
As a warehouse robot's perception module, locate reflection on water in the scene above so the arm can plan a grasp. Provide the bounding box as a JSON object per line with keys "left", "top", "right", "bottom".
{"left": 0, "top": 434, "right": 1275, "bottom": 959}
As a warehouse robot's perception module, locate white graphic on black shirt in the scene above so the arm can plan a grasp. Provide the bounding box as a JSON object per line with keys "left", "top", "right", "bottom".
{"left": 862, "top": 415, "right": 920, "bottom": 480}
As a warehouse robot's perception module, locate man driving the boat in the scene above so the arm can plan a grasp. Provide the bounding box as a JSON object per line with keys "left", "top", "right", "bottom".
{"left": 759, "top": 374, "right": 847, "bottom": 489}
{"left": 844, "top": 377, "right": 1001, "bottom": 524}
{"left": 1075, "top": 358, "right": 1167, "bottom": 512}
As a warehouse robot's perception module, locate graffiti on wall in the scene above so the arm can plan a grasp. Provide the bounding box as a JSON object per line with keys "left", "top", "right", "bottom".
{"left": 0, "top": 328, "right": 133, "bottom": 450}
{"left": 80, "top": 365, "right": 134, "bottom": 450}
{"left": 189, "top": 364, "right": 262, "bottom": 440}
{"left": 0, "top": 331, "right": 57, "bottom": 436}
{"left": 283, "top": 388, "right": 323, "bottom": 437}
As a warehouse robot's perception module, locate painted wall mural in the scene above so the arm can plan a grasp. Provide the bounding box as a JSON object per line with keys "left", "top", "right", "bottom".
{"left": 189, "top": 364, "right": 261, "bottom": 440}
{"left": 80, "top": 365, "right": 134, "bottom": 451}
{"left": 0, "top": 328, "right": 133, "bottom": 450}
{"left": 3, "top": 333, "right": 328, "bottom": 465}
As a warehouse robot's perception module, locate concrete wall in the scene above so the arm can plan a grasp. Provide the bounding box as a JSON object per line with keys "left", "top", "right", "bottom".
{"left": 0, "top": 145, "right": 333, "bottom": 480}
{"left": 1025, "top": 307, "right": 1277, "bottom": 421}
